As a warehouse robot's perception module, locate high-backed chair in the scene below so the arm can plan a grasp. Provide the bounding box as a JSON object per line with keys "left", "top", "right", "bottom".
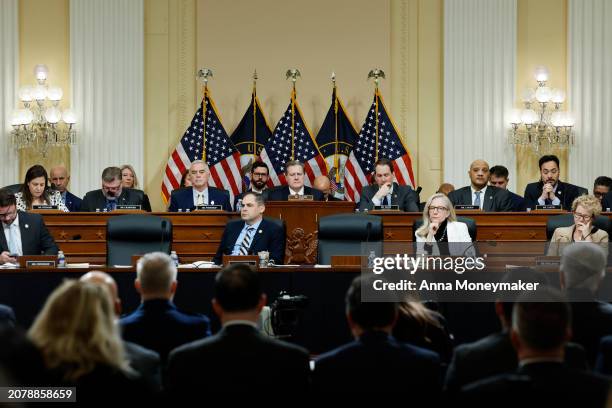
{"left": 412, "top": 217, "right": 477, "bottom": 241}
{"left": 106, "top": 214, "right": 172, "bottom": 265}
{"left": 546, "top": 213, "right": 611, "bottom": 240}
{"left": 2, "top": 184, "right": 21, "bottom": 194}
{"left": 317, "top": 213, "right": 383, "bottom": 264}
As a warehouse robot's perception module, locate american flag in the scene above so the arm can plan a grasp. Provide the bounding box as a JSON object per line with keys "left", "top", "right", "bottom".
{"left": 344, "top": 89, "right": 416, "bottom": 202}
{"left": 260, "top": 89, "right": 327, "bottom": 186}
{"left": 161, "top": 89, "right": 243, "bottom": 204}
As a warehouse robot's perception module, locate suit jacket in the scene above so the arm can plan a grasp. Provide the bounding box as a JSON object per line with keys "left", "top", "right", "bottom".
{"left": 415, "top": 221, "right": 472, "bottom": 243}
{"left": 445, "top": 331, "right": 588, "bottom": 393}
{"left": 523, "top": 180, "right": 588, "bottom": 210}
{"left": 0, "top": 304, "right": 15, "bottom": 328}
{"left": 168, "top": 186, "right": 231, "bottom": 212}
{"left": 266, "top": 185, "right": 324, "bottom": 201}
{"left": 123, "top": 341, "right": 161, "bottom": 393}
{"left": 358, "top": 182, "right": 419, "bottom": 212}
{"left": 119, "top": 299, "right": 211, "bottom": 362}
{"left": 233, "top": 189, "right": 270, "bottom": 210}
{"left": 602, "top": 192, "right": 612, "bottom": 211}
{"left": 0, "top": 211, "right": 58, "bottom": 257}
{"left": 448, "top": 185, "right": 513, "bottom": 212}
{"left": 547, "top": 225, "right": 609, "bottom": 256}
{"left": 212, "top": 218, "right": 285, "bottom": 265}
{"left": 460, "top": 362, "right": 611, "bottom": 407}
{"left": 63, "top": 190, "right": 82, "bottom": 212}
{"left": 595, "top": 335, "right": 612, "bottom": 375}
{"left": 165, "top": 323, "right": 310, "bottom": 396}
{"left": 312, "top": 331, "right": 441, "bottom": 393}
{"left": 80, "top": 188, "right": 152, "bottom": 212}
{"left": 509, "top": 191, "right": 526, "bottom": 212}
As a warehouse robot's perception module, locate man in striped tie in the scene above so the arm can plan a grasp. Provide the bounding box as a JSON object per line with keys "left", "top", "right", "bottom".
{"left": 213, "top": 192, "right": 285, "bottom": 265}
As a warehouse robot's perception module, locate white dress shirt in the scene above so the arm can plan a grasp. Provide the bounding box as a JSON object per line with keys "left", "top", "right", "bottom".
{"left": 3, "top": 215, "right": 23, "bottom": 256}
{"left": 192, "top": 187, "right": 209, "bottom": 206}
{"left": 372, "top": 184, "right": 394, "bottom": 206}
{"left": 471, "top": 186, "right": 487, "bottom": 209}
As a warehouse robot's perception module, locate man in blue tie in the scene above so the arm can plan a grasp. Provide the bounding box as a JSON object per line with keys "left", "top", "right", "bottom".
{"left": 448, "top": 159, "right": 513, "bottom": 212}
{"left": 213, "top": 192, "right": 285, "bottom": 265}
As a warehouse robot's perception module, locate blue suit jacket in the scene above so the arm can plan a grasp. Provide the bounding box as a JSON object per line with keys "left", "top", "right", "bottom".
{"left": 168, "top": 187, "right": 232, "bottom": 212}
{"left": 523, "top": 180, "right": 587, "bottom": 210}
{"left": 213, "top": 218, "right": 285, "bottom": 265}
{"left": 64, "top": 191, "right": 82, "bottom": 212}
{"left": 119, "top": 299, "right": 211, "bottom": 362}
{"left": 509, "top": 191, "right": 526, "bottom": 212}
{"left": 266, "top": 185, "right": 324, "bottom": 201}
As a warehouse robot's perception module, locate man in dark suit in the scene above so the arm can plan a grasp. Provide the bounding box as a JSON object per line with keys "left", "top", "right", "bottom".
{"left": 448, "top": 159, "right": 513, "bottom": 212}
{"left": 81, "top": 166, "right": 152, "bottom": 212}
{"left": 120, "top": 252, "right": 211, "bottom": 362}
{"left": 595, "top": 335, "right": 612, "bottom": 375}
{"left": 312, "top": 276, "right": 441, "bottom": 393}
{"left": 593, "top": 176, "right": 612, "bottom": 204}
{"left": 445, "top": 268, "right": 587, "bottom": 393}
{"left": 560, "top": 242, "right": 612, "bottom": 366}
{"left": 489, "top": 165, "right": 526, "bottom": 211}
{"left": 601, "top": 191, "right": 612, "bottom": 211}
{"left": 80, "top": 271, "right": 162, "bottom": 392}
{"left": 266, "top": 160, "right": 324, "bottom": 201}
{"left": 461, "top": 289, "right": 611, "bottom": 407}
{"left": 168, "top": 160, "right": 232, "bottom": 211}
{"left": 313, "top": 175, "right": 343, "bottom": 201}
{"left": 50, "top": 165, "right": 82, "bottom": 212}
{"left": 213, "top": 192, "right": 285, "bottom": 265}
{"left": 166, "top": 263, "right": 310, "bottom": 396}
{"left": 358, "top": 157, "right": 419, "bottom": 211}
{"left": 0, "top": 304, "right": 15, "bottom": 328}
{"left": 523, "top": 155, "right": 587, "bottom": 210}
{"left": 0, "top": 189, "right": 58, "bottom": 264}
{"left": 233, "top": 160, "right": 271, "bottom": 210}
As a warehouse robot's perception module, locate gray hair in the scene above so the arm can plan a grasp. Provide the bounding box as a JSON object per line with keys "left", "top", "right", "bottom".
{"left": 101, "top": 167, "right": 122, "bottom": 183}
{"left": 136, "top": 252, "right": 178, "bottom": 294}
{"left": 189, "top": 160, "right": 210, "bottom": 172}
{"left": 560, "top": 242, "right": 607, "bottom": 292}
{"left": 284, "top": 160, "right": 304, "bottom": 174}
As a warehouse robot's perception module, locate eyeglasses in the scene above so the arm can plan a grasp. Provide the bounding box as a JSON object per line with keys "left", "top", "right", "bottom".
{"left": 428, "top": 206, "right": 448, "bottom": 213}
{"left": 573, "top": 212, "right": 592, "bottom": 221}
{"left": 252, "top": 172, "right": 268, "bottom": 178}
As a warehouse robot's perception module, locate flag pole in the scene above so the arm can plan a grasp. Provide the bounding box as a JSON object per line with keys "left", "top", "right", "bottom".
{"left": 368, "top": 69, "right": 385, "bottom": 162}
{"left": 252, "top": 69, "right": 258, "bottom": 161}
{"left": 286, "top": 69, "right": 301, "bottom": 161}
{"left": 197, "top": 68, "right": 213, "bottom": 163}
{"left": 332, "top": 72, "right": 340, "bottom": 183}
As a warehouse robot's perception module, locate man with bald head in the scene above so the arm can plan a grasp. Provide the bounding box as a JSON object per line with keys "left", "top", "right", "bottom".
{"left": 448, "top": 160, "right": 513, "bottom": 212}
{"left": 313, "top": 175, "right": 342, "bottom": 201}
{"left": 50, "top": 165, "right": 82, "bottom": 212}
{"left": 80, "top": 271, "right": 161, "bottom": 391}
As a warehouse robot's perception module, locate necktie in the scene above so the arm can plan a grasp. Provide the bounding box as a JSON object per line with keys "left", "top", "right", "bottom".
{"left": 106, "top": 200, "right": 117, "bottom": 212}
{"left": 382, "top": 196, "right": 389, "bottom": 206}
{"left": 474, "top": 191, "right": 481, "bottom": 208}
{"left": 8, "top": 224, "right": 19, "bottom": 256}
{"left": 196, "top": 193, "right": 204, "bottom": 206}
{"left": 545, "top": 198, "right": 553, "bottom": 205}
{"left": 239, "top": 227, "right": 255, "bottom": 255}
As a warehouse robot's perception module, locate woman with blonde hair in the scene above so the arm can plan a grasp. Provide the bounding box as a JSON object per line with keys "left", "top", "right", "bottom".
{"left": 415, "top": 193, "right": 471, "bottom": 243}
{"left": 28, "top": 280, "right": 146, "bottom": 401}
{"left": 120, "top": 164, "right": 139, "bottom": 189}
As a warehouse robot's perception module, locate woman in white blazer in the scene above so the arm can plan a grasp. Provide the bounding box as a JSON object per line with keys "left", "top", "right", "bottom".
{"left": 415, "top": 193, "right": 472, "bottom": 255}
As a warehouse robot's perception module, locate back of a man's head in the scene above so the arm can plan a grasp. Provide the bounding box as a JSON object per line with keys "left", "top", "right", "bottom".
{"left": 560, "top": 242, "right": 607, "bottom": 292}
{"left": 512, "top": 288, "right": 570, "bottom": 352}
{"left": 498, "top": 268, "right": 549, "bottom": 324}
{"left": 136, "top": 252, "right": 177, "bottom": 299}
{"left": 80, "top": 271, "right": 121, "bottom": 315}
{"left": 214, "top": 264, "right": 262, "bottom": 312}
{"left": 345, "top": 276, "right": 398, "bottom": 332}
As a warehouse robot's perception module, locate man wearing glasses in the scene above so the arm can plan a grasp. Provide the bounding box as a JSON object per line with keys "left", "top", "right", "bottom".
{"left": 80, "top": 166, "right": 152, "bottom": 212}
{"left": 0, "top": 188, "right": 58, "bottom": 264}
{"left": 233, "top": 161, "right": 272, "bottom": 210}
{"left": 524, "top": 155, "right": 587, "bottom": 210}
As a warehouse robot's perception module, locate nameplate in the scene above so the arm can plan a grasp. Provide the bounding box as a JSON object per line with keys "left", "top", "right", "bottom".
{"left": 455, "top": 205, "right": 479, "bottom": 210}
{"left": 288, "top": 195, "right": 313, "bottom": 201}
{"left": 374, "top": 205, "right": 399, "bottom": 211}
{"left": 116, "top": 204, "right": 142, "bottom": 210}
{"left": 535, "top": 256, "right": 561, "bottom": 266}
{"left": 535, "top": 205, "right": 561, "bottom": 210}
{"left": 195, "top": 205, "right": 223, "bottom": 211}
{"left": 26, "top": 260, "right": 56, "bottom": 268}
{"left": 223, "top": 255, "right": 259, "bottom": 267}
{"left": 32, "top": 205, "right": 58, "bottom": 210}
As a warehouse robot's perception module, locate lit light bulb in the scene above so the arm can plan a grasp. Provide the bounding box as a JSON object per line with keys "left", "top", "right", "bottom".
{"left": 534, "top": 66, "right": 549, "bottom": 82}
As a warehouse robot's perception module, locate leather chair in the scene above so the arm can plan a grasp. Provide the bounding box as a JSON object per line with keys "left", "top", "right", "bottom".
{"left": 106, "top": 214, "right": 172, "bottom": 265}
{"left": 412, "top": 217, "right": 477, "bottom": 241}
{"left": 2, "top": 184, "right": 22, "bottom": 194}
{"left": 317, "top": 213, "right": 383, "bottom": 264}
{"left": 546, "top": 213, "right": 611, "bottom": 240}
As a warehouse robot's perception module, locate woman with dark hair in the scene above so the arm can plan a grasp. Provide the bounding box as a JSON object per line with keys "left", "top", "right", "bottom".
{"left": 15, "top": 165, "right": 68, "bottom": 212}
{"left": 179, "top": 170, "right": 192, "bottom": 189}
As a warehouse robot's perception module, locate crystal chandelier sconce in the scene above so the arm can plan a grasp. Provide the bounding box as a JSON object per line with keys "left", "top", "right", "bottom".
{"left": 10, "top": 64, "right": 77, "bottom": 157}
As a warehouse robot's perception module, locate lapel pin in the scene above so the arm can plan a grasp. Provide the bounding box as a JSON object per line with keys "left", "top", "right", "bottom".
{"left": 24, "top": 224, "right": 29, "bottom": 229}
{"left": 558, "top": 191, "right": 562, "bottom": 194}
{"left": 258, "top": 230, "right": 263, "bottom": 234}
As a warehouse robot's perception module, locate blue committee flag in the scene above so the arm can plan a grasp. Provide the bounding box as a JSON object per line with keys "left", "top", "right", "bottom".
{"left": 231, "top": 90, "right": 273, "bottom": 170}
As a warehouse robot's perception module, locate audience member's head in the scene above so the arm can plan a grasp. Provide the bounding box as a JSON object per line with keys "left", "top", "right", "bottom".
{"left": 373, "top": 158, "right": 395, "bottom": 188}
{"left": 0, "top": 189, "right": 18, "bottom": 227}
{"left": 510, "top": 288, "right": 571, "bottom": 361}
{"left": 250, "top": 161, "right": 269, "bottom": 191}
{"left": 135, "top": 252, "right": 178, "bottom": 301}
{"left": 80, "top": 271, "right": 122, "bottom": 316}
{"left": 212, "top": 264, "right": 266, "bottom": 324}
{"left": 240, "top": 192, "right": 265, "bottom": 225}
{"left": 495, "top": 267, "right": 549, "bottom": 329}
{"left": 50, "top": 165, "right": 70, "bottom": 193}
{"left": 559, "top": 242, "right": 607, "bottom": 293}
{"left": 539, "top": 155, "right": 560, "bottom": 185}
{"left": 189, "top": 160, "right": 210, "bottom": 191}
{"left": 468, "top": 160, "right": 490, "bottom": 189}
{"left": 436, "top": 183, "right": 455, "bottom": 196}
{"left": 120, "top": 164, "right": 139, "bottom": 189}
{"left": 20, "top": 164, "right": 51, "bottom": 209}
{"left": 593, "top": 176, "right": 612, "bottom": 202}
{"left": 345, "top": 276, "right": 398, "bottom": 338}
{"left": 28, "top": 280, "right": 129, "bottom": 382}
{"left": 313, "top": 175, "right": 332, "bottom": 198}
{"left": 284, "top": 160, "right": 306, "bottom": 193}
{"left": 489, "top": 165, "right": 510, "bottom": 190}
{"left": 101, "top": 166, "right": 123, "bottom": 200}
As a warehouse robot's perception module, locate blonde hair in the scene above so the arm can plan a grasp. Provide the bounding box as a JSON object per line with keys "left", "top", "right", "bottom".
{"left": 572, "top": 194, "right": 602, "bottom": 217}
{"left": 28, "top": 280, "right": 130, "bottom": 382}
{"left": 415, "top": 193, "right": 457, "bottom": 238}
{"left": 120, "top": 164, "right": 139, "bottom": 189}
